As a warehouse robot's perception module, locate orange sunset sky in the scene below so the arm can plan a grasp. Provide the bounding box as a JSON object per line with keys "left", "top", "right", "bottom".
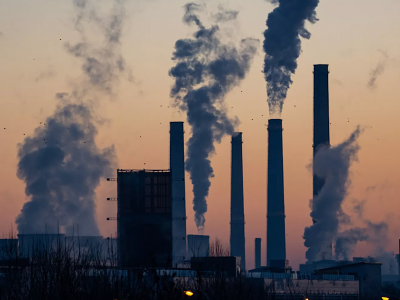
{"left": 0, "top": 0, "right": 400, "bottom": 270}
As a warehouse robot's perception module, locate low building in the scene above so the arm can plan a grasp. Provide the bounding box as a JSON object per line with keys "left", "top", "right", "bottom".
{"left": 190, "top": 256, "right": 241, "bottom": 277}
{"left": 299, "top": 260, "right": 352, "bottom": 274}
{"left": 314, "top": 262, "right": 382, "bottom": 298}
{"left": 18, "top": 234, "right": 65, "bottom": 258}
{"left": 187, "top": 235, "right": 209, "bottom": 260}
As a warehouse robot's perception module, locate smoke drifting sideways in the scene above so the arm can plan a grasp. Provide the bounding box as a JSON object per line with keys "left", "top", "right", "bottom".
{"left": 169, "top": 3, "right": 259, "bottom": 232}
{"left": 16, "top": 0, "right": 128, "bottom": 235}
{"left": 335, "top": 221, "right": 388, "bottom": 261}
{"left": 263, "top": 0, "right": 320, "bottom": 116}
{"left": 336, "top": 220, "right": 398, "bottom": 275}
{"left": 367, "top": 50, "right": 389, "bottom": 90}
{"left": 65, "top": 0, "right": 130, "bottom": 97}
{"left": 303, "top": 127, "right": 363, "bottom": 262}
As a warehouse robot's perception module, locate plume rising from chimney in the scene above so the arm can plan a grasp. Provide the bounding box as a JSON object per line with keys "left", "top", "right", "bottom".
{"left": 169, "top": 3, "right": 258, "bottom": 232}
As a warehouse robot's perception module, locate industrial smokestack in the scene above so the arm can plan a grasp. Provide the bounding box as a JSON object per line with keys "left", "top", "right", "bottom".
{"left": 230, "top": 132, "right": 246, "bottom": 271}
{"left": 313, "top": 64, "right": 332, "bottom": 259}
{"left": 255, "top": 238, "right": 261, "bottom": 269}
{"left": 170, "top": 122, "right": 187, "bottom": 266}
{"left": 266, "top": 119, "right": 286, "bottom": 266}
{"left": 313, "top": 64, "right": 330, "bottom": 198}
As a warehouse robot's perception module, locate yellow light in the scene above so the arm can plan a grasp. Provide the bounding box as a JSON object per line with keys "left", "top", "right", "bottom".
{"left": 382, "top": 297, "right": 389, "bottom": 300}
{"left": 305, "top": 298, "right": 309, "bottom": 300}
{"left": 184, "top": 291, "right": 194, "bottom": 297}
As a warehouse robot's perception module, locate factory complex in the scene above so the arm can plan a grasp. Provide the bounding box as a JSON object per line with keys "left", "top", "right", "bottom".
{"left": 0, "top": 65, "right": 394, "bottom": 299}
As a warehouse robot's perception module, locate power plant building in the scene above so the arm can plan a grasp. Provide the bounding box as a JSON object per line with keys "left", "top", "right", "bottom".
{"left": 117, "top": 169, "right": 173, "bottom": 268}
{"left": 230, "top": 132, "right": 246, "bottom": 271}
{"left": 266, "top": 119, "right": 286, "bottom": 267}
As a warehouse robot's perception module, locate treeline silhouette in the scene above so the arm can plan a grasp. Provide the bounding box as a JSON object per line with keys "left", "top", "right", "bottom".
{"left": 0, "top": 232, "right": 386, "bottom": 300}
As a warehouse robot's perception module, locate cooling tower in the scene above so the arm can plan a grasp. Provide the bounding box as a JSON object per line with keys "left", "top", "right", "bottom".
{"left": 266, "top": 118, "right": 286, "bottom": 267}
{"left": 170, "top": 122, "right": 187, "bottom": 267}
{"left": 313, "top": 64, "right": 332, "bottom": 259}
{"left": 187, "top": 234, "right": 209, "bottom": 260}
{"left": 230, "top": 132, "right": 246, "bottom": 271}
{"left": 255, "top": 238, "right": 261, "bottom": 269}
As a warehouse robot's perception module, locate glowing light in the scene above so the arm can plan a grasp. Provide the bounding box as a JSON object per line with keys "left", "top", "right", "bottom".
{"left": 382, "top": 297, "right": 389, "bottom": 300}
{"left": 184, "top": 291, "right": 194, "bottom": 297}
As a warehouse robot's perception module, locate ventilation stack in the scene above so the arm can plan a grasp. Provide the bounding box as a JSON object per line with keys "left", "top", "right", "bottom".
{"left": 170, "top": 122, "right": 187, "bottom": 267}
{"left": 266, "top": 119, "right": 286, "bottom": 267}
{"left": 313, "top": 64, "right": 332, "bottom": 259}
{"left": 230, "top": 132, "right": 246, "bottom": 271}
{"left": 255, "top": 238, "right": 261, "bottom": 269}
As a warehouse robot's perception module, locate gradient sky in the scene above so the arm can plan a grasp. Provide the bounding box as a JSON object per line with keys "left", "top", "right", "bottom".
{"left": 0, "top": 0, "right": 400, "bottom": 270}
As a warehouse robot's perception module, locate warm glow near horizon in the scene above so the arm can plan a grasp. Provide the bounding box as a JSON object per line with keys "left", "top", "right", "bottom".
{"left": 0, "top": 0, "right": 400, "bottom": 271}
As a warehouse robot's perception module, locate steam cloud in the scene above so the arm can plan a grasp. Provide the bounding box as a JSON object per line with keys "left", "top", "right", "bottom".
{"left": 263, "top": 0, "right": 320, "bottom": 116}
{"left": 16, "top": 0, "right": 128, "bottom": 235}
{"left": 169, "top": 3, "right": 258, "bottom": 232}
{"left": 303, "top": 127, "right": 363, "bottom": 262}
{"left": 304, "top": 127, "right": 397, "bottom": 271}
{"left": 335, "top": 221, "right": 388, "bottom": 261}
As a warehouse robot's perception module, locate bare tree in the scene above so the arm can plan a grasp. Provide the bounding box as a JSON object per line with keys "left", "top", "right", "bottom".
{"left": 209, "top": 238, "right": 230, "bottom": 257}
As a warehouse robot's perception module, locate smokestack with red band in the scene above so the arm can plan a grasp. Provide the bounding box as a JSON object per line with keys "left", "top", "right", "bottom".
{"left": 230, "top": 132, "right": 246, "bottom": 271}
{"left": 267, "top": 119, "right": 286, "bottom": 266}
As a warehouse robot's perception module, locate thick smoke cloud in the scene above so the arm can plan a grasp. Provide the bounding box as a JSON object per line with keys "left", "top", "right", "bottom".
{"left": 16, "top": 103, "right": 116, "bottom": 235}
{"left": 169, "top": 3, "right": 258, "bottom": 232}
{"left": 263, "top": 0, "right": 320, "bottom": 116}
{"left": 16, "top": 0, "right": 127, "bottom": 235}
{"left": 303, "top": 127, "right": 363, "bottom": 262}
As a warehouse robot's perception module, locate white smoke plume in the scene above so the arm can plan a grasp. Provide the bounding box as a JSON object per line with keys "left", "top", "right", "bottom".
{"left": 303, "top": 127, "right": 363, "bottom": 262}
{"left": 16, "top": 0, "right": 128, "bottom": 235}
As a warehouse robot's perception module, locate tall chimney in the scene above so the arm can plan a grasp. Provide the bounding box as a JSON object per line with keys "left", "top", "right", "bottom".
{"left": 255, "top": 238, "right": 261, "bottom": 269}
{"left": 230, "top": 132, "right": 246, "bottom": 271}
{"left": 398, "top": 239, "right": 400, "bottom": 284}
{"left": 170, "top": 122, "right": 187, "bottom": 266}
{"left": 266, "top": 118, "right": 286, "bottom": 266}
{"left": 313, "top": 64, "right": 332, "bottom": 259}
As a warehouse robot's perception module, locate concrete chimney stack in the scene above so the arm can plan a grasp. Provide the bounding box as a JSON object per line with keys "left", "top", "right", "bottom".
{"left": 313, "top": 64, "right": 330, "bottom": 198}
{"left": 170, "top": 122, "right": 187, "bottom": 266}
{"left": 255, "top": 238, "right": 261, "bottom": 269}
{"left": 230, "top": 132, "right": 246, "bottom": 271}
{"left": 266, "top": 118, "right": 286, "bottom": 266}
{"left": 313, "top": 64, "right": 332, "bottom": 259}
